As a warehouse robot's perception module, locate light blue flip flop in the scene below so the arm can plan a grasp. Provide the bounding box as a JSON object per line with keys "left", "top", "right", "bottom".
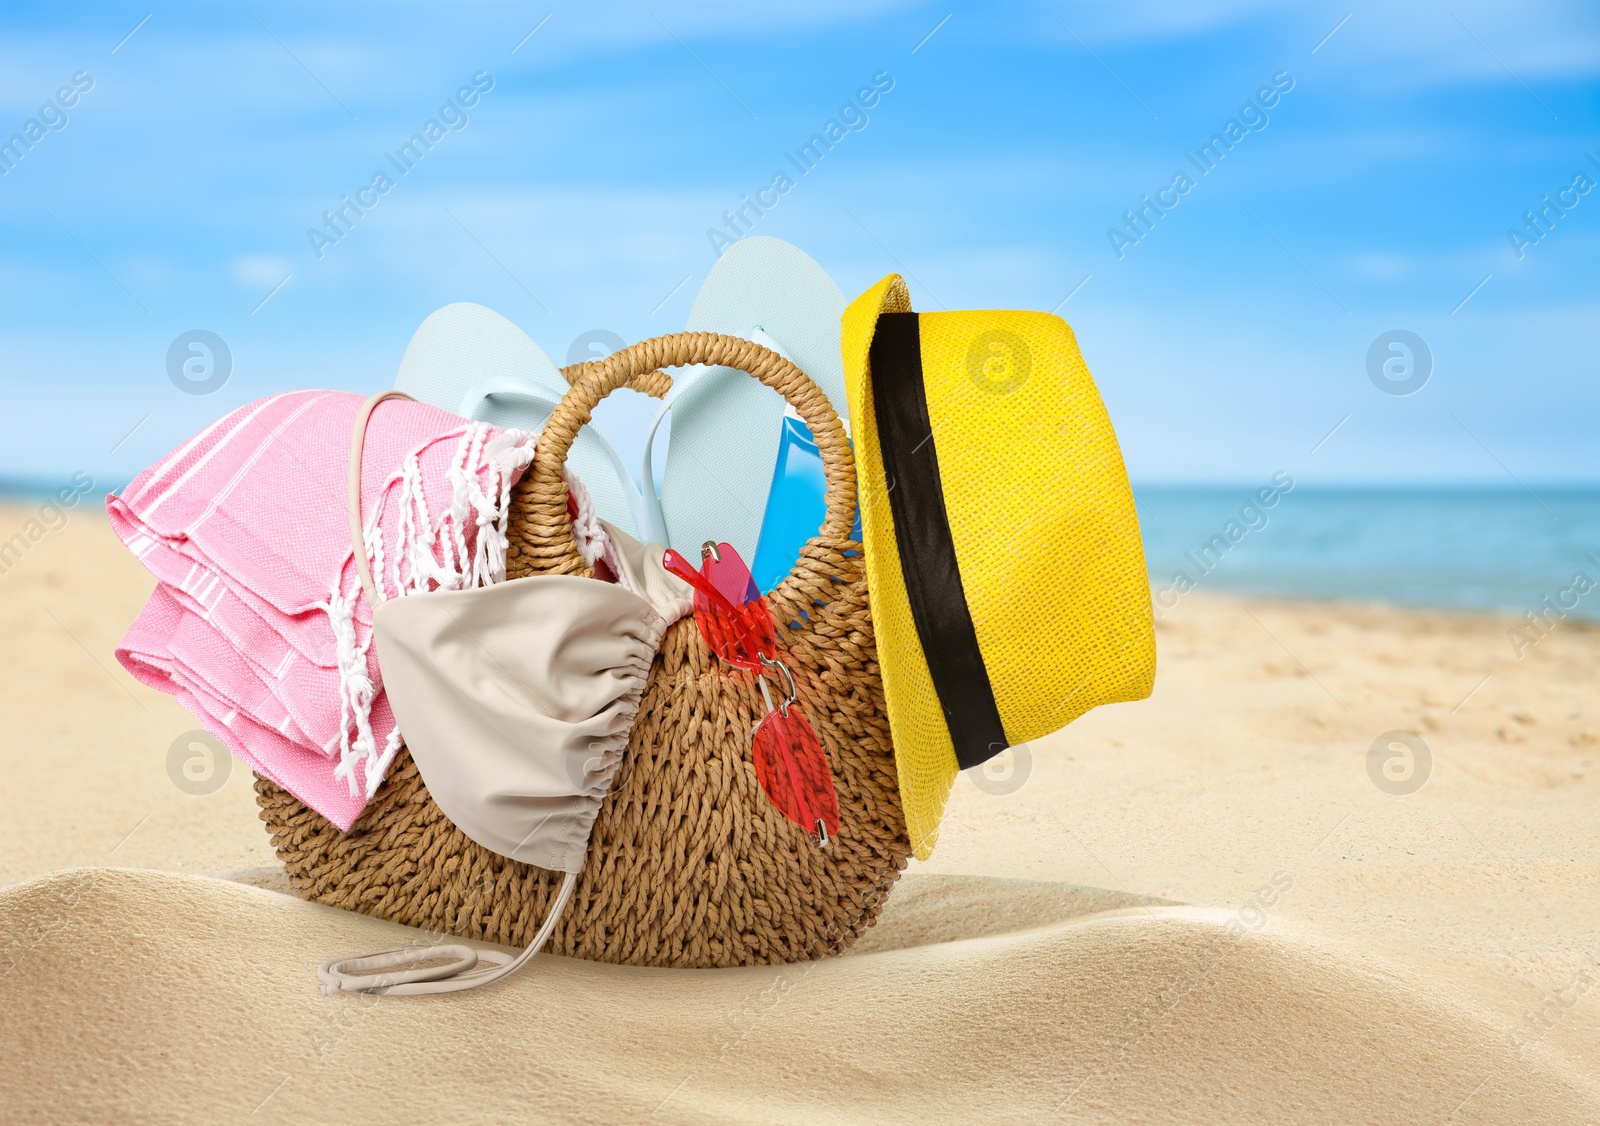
{"left": 393, "top": 303, "right": 647, "bottom": 538}
{"left": 644, "top": 237, "right": 850, "bottom": 562}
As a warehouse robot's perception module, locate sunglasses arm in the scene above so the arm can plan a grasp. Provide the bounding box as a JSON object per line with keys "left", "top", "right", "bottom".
{"left": 661, "top": 549, "right": 744, "bottom": 617}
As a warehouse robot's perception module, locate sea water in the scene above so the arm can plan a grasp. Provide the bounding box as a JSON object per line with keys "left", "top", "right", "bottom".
{"left": 1135, "top": 485, "right": 1600, "bottom": 621}
{"left": 5, "top": 477, "right": 1596, "bottom": 622}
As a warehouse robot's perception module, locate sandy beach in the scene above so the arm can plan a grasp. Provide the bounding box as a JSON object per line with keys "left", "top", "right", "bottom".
{"left": 2, "top": 501, "right": 1596, "bottom": 1123}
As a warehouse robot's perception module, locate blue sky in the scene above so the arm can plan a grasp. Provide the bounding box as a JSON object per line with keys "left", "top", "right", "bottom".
{"left": 2, "top": 0, "right": 1596, "bottom": 491}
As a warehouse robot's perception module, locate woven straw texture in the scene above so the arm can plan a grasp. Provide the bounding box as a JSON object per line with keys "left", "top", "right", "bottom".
{"left": 255, "top": 332, "right": 912, "bottom": 968}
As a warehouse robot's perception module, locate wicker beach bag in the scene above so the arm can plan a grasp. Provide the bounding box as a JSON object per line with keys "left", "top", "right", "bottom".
{"left": 255, "top": 332, "right": 912, "bottom": 968}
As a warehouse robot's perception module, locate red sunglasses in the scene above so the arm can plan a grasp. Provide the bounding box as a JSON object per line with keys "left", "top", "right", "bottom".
{"left": 663, "top": 541, "right": 840, "bottom": 846}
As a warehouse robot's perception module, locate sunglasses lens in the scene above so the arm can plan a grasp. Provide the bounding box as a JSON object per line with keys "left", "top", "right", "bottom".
{"left": 668, "top": 542, "right": 835, "bottom": 841}
{"left": 663, "top": 548, "right": 756, "bottom": 669}
{"left": 697, "top": 601, "right": 764, "bottom": 671}
{"left": 702, "top": 541, "right": 760, "bottom": 605}
{"left": 752, "top": 706, "right": 840, "bottom": 841}
{"left": 701, "top": 542, "right": 777, "bottom": 662}
{"left": 666, "top": 542, "right": 777, "bottom": 670}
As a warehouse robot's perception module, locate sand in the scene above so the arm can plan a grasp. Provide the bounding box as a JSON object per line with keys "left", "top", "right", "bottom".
{"left": 2, "top": 502, "right": 1597, "bottom": 1123}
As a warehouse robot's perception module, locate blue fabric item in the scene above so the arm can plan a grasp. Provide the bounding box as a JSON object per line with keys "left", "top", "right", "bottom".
{"left": 393, "top": 240, "right": 854, "bottom": 560}
{"left": 667, "top": 237, "right": 850, "bottom": 562}
{"left": 751, "top": 414, "right": 863, "bottom": 594}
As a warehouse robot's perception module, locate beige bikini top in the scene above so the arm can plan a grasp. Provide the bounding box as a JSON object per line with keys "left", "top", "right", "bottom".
{"left": 319, "top": 391, "right": 691, "bottom": 996}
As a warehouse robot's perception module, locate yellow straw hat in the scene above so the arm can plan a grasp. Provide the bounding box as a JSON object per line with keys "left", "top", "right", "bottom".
{"left": 841, "top": 274, "right": 1156, "bottom": 859}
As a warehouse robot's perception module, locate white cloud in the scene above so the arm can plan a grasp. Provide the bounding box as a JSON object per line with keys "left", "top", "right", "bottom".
{"left": 1343, "top": 252, "right": 1417, "bottom": 283}
{"left": 229, "top": 255, "right": 293, "bottom": 288}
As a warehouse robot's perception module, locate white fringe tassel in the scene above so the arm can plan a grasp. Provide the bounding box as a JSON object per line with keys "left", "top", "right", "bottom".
{"left": 323, "top": 423, "right": 609, "bottom": 799}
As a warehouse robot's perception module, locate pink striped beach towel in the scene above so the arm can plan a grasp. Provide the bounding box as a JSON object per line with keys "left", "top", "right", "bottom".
{"left": 108, "top": 389, "right": 612, "bottom": 829}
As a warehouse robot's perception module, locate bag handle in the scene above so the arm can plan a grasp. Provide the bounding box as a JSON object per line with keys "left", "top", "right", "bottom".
{"left": 559, "top": 358, "right": 673, "bottom": 398}
{"left": 526, "top": 331, "right": 858, "bottom": 575}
